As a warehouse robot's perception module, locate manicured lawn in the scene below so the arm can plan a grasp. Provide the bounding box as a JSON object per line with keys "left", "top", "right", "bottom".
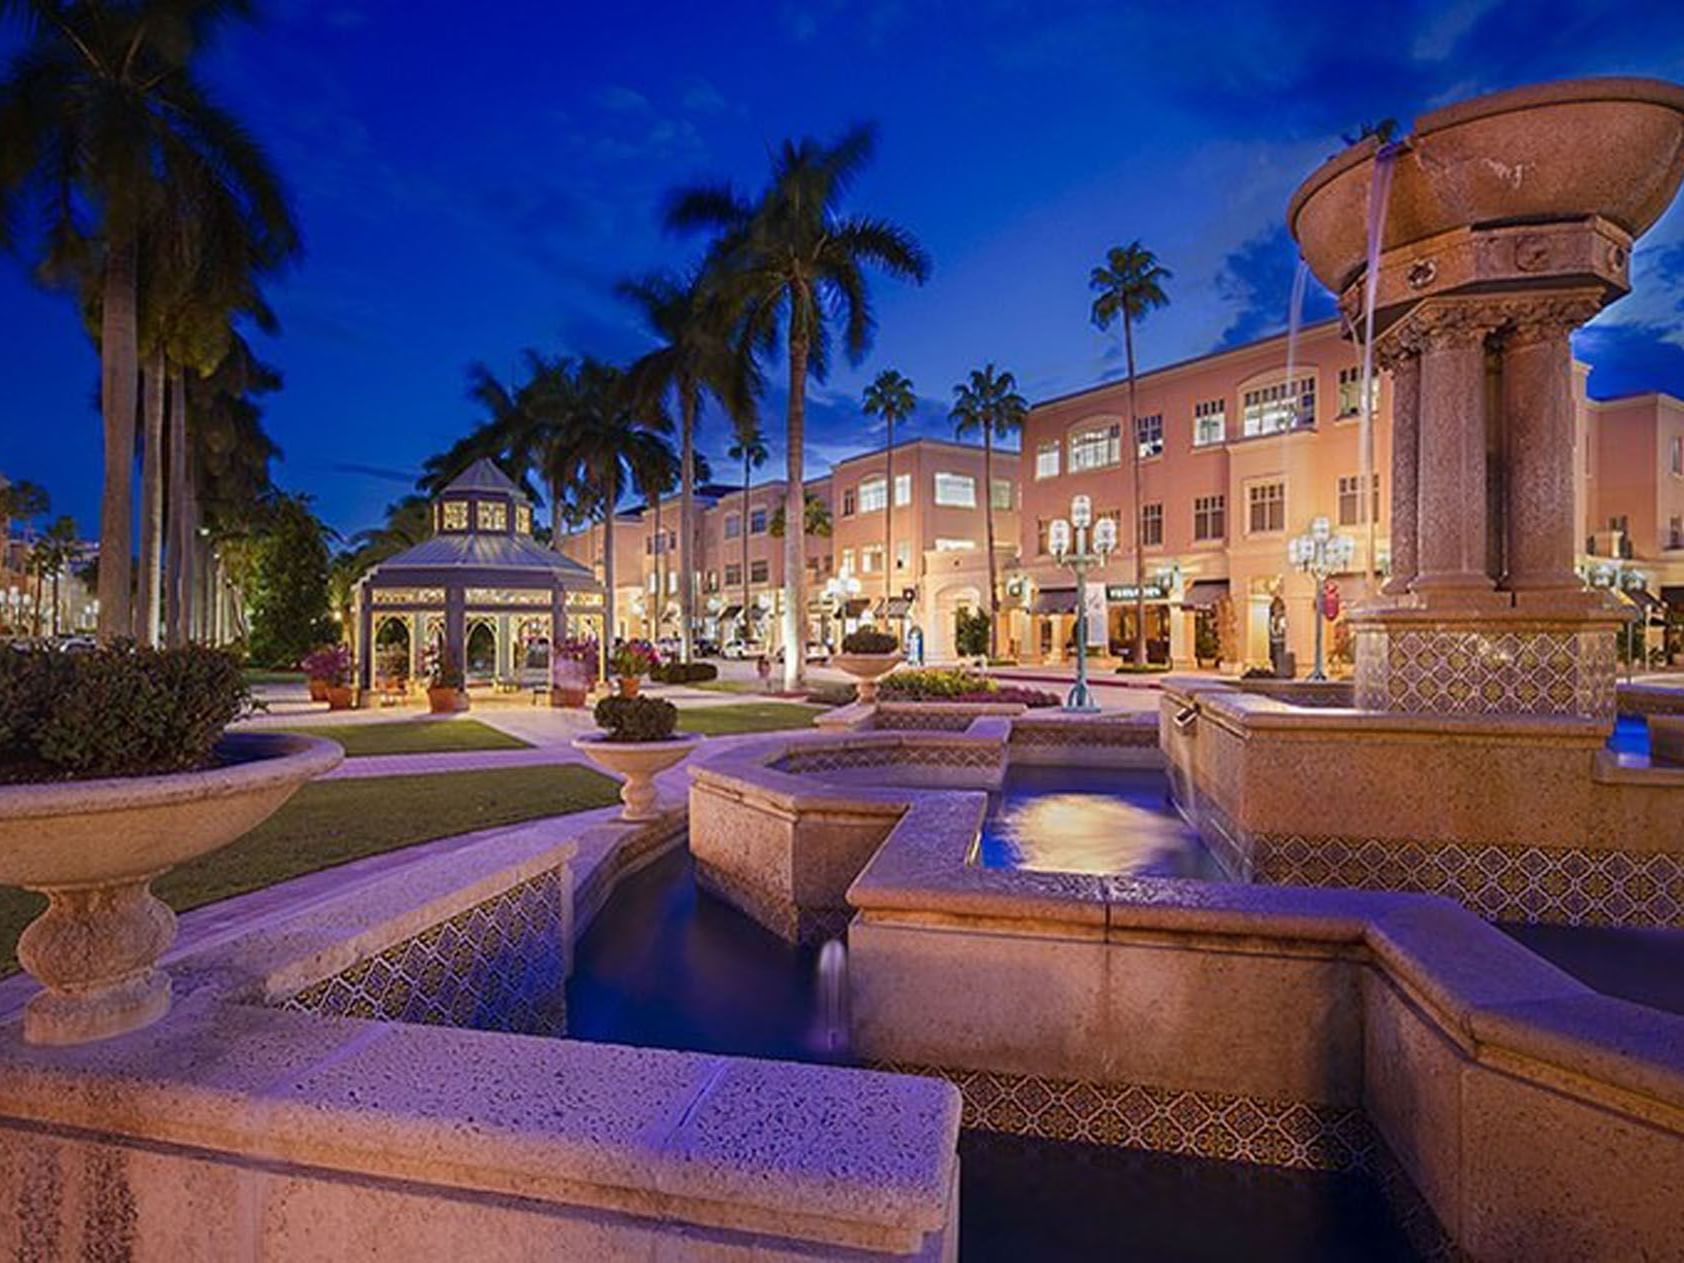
{"left": 689, "top": 678, "right": 770, "bottom": 695}
{"left": 243, "top": 668, "right": 307, "bottom": 684}
{"left": 276, "top": 718, "right": 532, "bottom": 757}
{"left": 677, "top": 701, "right": 824, "bottom": 735}
{"left": 0, "top": 764, "right": 619, "bottom": 973}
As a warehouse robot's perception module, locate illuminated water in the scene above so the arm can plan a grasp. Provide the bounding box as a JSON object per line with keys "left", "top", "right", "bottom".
{"left": 974, "top": 766, "right": 1226, "bottom": 878}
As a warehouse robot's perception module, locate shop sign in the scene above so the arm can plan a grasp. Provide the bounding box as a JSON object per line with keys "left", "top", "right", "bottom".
{"left": 1105, "top": 583, "right": 1168, "bottom": 602}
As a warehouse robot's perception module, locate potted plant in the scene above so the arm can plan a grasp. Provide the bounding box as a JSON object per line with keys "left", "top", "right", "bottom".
{"left": 427, "top": 647, "right": 468, "bottom": 714}
{"left": 550, "top": 635, "right": 599, "bottom": 708}
{"left": 833, "top": 628, "right": 903, "bottom": 704}
{"left": 1194, "top": 616, "right": 1221, "bottom": 670}
{"left": 0, "top": 643, "right": 342, "bottom": 1044}
{"left": 608, "top": 639, "right": 659, "bottom": 698}
{"left": 572, "top": 696, "right": 700, "bottom": 821}
{"left": 301, "top": 643, "right": 355, "bottom": 710}
{"left": 300, "top": 644, "right": 344, "bottom": 702}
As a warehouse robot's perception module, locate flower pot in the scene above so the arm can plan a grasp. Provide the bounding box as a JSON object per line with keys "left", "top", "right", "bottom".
{"left": 0, "top": 732, "right": 342, "bottom": 1045}
{"left": 308, "top": 678, "right": 329, "bottom": 702}
{"left": 572, "top": 733, "right": 702, "bottom": 821}
{"left": 617, "top": 675, "right": 642, "bottom": 699}
{"left": 325, "top": 685, "right": 355, "bottom": 711}
{"left": 550, "top": 686, "right": 589, "bottom": 709}
{"left": 832, "top": 651, "right": 904, "bottom": 705}
{"left": 429, "top": 686, "right": 468, "bottom": 714}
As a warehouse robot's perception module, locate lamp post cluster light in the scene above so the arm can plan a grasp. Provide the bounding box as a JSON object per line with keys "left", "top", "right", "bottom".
{"left": 1048, "top": 494, "right": 1116, "bottom": 711}
{"left": 1288, "top": 516, "right": 1355, "bottom": 682}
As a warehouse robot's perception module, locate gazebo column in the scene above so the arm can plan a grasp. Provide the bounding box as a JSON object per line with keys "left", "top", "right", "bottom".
{"left": 496, "top": 613, "right": 512, "bottom": 679}
{"left": 408, "top": 612, "right": 422, "bottom": 683}
{"left": 444, "top": 588, "right": 466, "bottom": 679}
{"left": 357, "top": 596, "right": 375, "bottom": 691}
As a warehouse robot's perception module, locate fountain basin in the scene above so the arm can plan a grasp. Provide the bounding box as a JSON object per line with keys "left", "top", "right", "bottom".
{"left": 1288, "top": 76, "right": 1684, "bottom": 293}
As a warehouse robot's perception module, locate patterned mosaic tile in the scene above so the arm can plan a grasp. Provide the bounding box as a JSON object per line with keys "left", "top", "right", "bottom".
{"left": 1355, "top": 626, "right": 1616, "bottom": 719}
{"left": 1010, "top": 721, "right": 1158, "bottom": 749}
{"left": 873, "top": 711, "right": 978, "bottom": 732}
{"left": 776, "top": 742, "right": 999, "bottom": 775}
{"left": 1252, "top": 833, "right": 1684, "bottom": 928}
{"left": 874, "top": 1062, "right": 1373, "bottom": 1173}
{"left": 282, "top": 870, "right": 568, "bottom": 1036}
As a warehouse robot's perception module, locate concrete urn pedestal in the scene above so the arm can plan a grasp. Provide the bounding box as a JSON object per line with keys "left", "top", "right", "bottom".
{"left": 833, "top": 652, "right": 902, "bottom": 705}
{"left": 0, "top": 732, "right": 343, "bottom": 1045}
{"left": 573, "top": 734, "right": 702, "bottom": 821}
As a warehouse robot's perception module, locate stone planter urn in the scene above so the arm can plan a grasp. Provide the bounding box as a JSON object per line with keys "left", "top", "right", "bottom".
{"left": 833, "top": 651, "right": 902, "bottom": 705}
{"left": 0, "top": 732, "right": 342, "bottom": 1045}
{"left": 308, "top": 678, "right": 329, "bottom": 703}
{"left": 325, "top": 684, "right": 355, "bottom": 711}
{"left": 428, "top": 686, "right": 468, "bottom": 714}
{"left": 572, "top": 733, "right": 701, "bottom": 821}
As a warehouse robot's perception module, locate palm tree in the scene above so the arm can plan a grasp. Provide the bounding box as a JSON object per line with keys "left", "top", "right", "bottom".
{"left": 0, "top": 479, "right": 49, "bottom": 567}
{"left": 546, "top": 360, "right": 672, "bottom": 651}
{"left": 628, "top": 431, "right": 682, "bottom": 640}
{"left": 1089, "top": 242, "right": 1172, "bottom": 667}
{"left": 862, "top": 368, "right": 916, "bottom": 615}
{"left": 769, "top": 491, "right": 832, "bottom": 540}
{"left": 619, "top": 267, "right": 760, "bottom": 661}
{"left": 29, "top": 515, "right": 78, "bottom": 636}
{"left": 0, "top": 0, "right": 297, "bottom": 640}
{"left": 666, "top": 122, "right": 930, "bottom": 688}
{"left": 950, "top": 364, "right": 1027, "bottom": 658}
{"left": 726, "top": 424, "right": 768, "bottom": 647}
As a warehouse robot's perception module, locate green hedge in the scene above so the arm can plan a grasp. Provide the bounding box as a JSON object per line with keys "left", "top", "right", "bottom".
{"left": 593, "top": 696, "right": 679, "bottom": 742}
{"left": 650, "top": 661, "right": 719, "bottom": 684}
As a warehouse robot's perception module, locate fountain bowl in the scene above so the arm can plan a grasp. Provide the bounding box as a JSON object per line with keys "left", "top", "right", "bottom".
{"left": 1289, "top": 76, "right": 1684, "bottom": 293}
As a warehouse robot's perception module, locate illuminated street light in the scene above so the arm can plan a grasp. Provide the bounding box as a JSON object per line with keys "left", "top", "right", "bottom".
{"left": 1048, "top": 494, "right": 1116, "bottom": 711}
{"left": 1288, "top": 516, "right": 1355, "bottom": 682}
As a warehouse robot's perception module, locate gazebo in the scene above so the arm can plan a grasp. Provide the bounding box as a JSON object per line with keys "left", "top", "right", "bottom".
{"left": 352, "top": 459, "right": 604, "bottom": 694}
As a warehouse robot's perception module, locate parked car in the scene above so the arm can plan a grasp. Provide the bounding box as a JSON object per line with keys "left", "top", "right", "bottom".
{"left": 774, "top": 642, "right": 831, "bottom": 664}
{"left": 692, "top": 638, "right": 721, "bottom": 658}
{"left": 721, "top": 640, "right": 766, "bottom": 660}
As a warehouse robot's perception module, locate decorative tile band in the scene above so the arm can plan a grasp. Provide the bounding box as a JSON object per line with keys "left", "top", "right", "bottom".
{"left": 281, "top": 869, "right": 568, "bottom": 1036}
{"left": 694, "top": 858, "right": 851, "bottom": 945}
{"left": 1009, "top": 722, "right": 1158, "bottom": 748}
{"left": 1251, "top": 833, "right": 1684, "bottom": 927}
{"left": 873, "top": 1061, "right": 1372, "bottom": 1173}
{"left": 873, "top": 711, "right": 978, "bottom": 732}
{"left": 775, "top": 742, "right": 999, "bottom": 775}
{"left": 1355, "top": 625, "right": 1616, "bottom": 719}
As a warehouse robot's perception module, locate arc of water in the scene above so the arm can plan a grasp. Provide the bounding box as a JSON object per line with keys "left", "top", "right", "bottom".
{"left": 1359, "top": 144, "right": 1401, "bottom": 590}
{"left": 1284, "top": 258, "right": 1310, "bottom": 429}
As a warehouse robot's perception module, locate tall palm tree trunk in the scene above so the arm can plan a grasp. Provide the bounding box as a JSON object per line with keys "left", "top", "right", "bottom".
{"left": 884, "top": 420, "right": 894, "bottom": 616}
{"left": 51, "top": 566, "right": 61, "bottom": 637}
{"left": 601, "top": 474, "right": 617, "bottom": 653}
{"left": 1126, "top": 314, "right": 1145, "bottom": 666}
{"left": 983, "top": 430, "right": 999, "bottom": 659}
{"left": 782, "top": 335, "right": 809, "bottom": 692}
{"left": 550, "top": 474, "right": 565, "bottom": 552}
{"left": 679, "top": 388, "right": 697, "bottom": 663}
{"left": 166, "top": 366, "right": 191, "bottom": 646}
{"left": 742, "top": 452, "right": 752, "bottom": 647}
{"left": 136, "top": 350, "right": 166, "bottom": 645}
{"left": 97, "top": 239, "right": 138, "bottom": 641}
{"left": 652, "top": 491, "right": 663, "bottom": 641}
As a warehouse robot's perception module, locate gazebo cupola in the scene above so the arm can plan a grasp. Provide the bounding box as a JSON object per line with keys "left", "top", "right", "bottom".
{"left": 352, "top": 459, "right": 603, "bottom": 694}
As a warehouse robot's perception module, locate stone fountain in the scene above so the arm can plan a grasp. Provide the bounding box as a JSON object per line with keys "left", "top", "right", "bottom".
{"left": 1164, "top": 78, "right": 1684, "bottom": 927}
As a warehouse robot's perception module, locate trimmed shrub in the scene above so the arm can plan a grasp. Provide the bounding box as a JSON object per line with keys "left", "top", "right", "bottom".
{"left": 650, "top": 661, "right": 719, "bottom": 684}
{"left": 1113, "top": 662, "right": 1171, "bottom": 674}
{"left": 878, "top": 667, "right": 993, "bottom": 699}
{"left": 954, "top": 608, "right": 991, "bottom": 658}
{"left": 0, "top": 642, "right": 255, "bottom": 783}
{"left": 840, "top": 629, "right": 899, "bottom": 655}
{"left": 803, "top": 683, "right": 858, "bottom": 707}
{"left": 987, "top": 686, "right": 1061, "bottom": 708}
{"left": 592, "top": 695, "right": 679, "bottom": 742}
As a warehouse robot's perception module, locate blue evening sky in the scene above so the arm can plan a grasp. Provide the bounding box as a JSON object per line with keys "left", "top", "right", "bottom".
{"left": 4, "top": 0, "right": 1684, "bottom": 538}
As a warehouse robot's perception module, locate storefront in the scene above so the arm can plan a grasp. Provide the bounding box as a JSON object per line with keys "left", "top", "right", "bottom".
{"left": 1103, "top": 581, "right": 1173, "bottom": 665}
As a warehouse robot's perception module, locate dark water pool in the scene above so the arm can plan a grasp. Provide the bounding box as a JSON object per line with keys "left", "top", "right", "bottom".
{"left": 973, "top": 764, "right": 1224, "bottom": 878}
{"left": 1609, "top": 714, "right": 1650, "bottom": 758}
{"left": 568, "top": 850, "right": 1423, "bottom": 1261}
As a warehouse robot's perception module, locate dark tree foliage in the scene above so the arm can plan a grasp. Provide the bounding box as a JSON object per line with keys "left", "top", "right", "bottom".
{"left": 246, "top": 494, "right": 335, "bottom": 667}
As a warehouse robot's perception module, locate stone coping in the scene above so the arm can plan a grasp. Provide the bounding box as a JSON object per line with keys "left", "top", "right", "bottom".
{"left": 843, "top": 781, "right": 1684, "bottom": 1134}
{"left": 0, "top": 802, "right": 962, "bottom": 1254}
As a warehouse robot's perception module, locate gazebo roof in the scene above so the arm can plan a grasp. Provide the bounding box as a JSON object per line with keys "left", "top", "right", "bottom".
{"left": 441, "top": 457, "right": 529, "bottom": 501}
{"left": 366, "top": 532, "right": 598, "bottom": 584}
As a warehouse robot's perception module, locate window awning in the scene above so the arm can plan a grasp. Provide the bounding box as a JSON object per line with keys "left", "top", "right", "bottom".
{"left": 879, "top": 597, "right": 914, "bottom": 618}
{"left": 842, "top": 598, "right": 871, "bottom": 617}
{"left": 1032, "top": 588, "right": 1078, "bottom": 615}
{"left": 1180, "top": 579, "right": 1229, "bottom": 609}
{"left": 720, "top": 604, "right": 742, "bottom": 620}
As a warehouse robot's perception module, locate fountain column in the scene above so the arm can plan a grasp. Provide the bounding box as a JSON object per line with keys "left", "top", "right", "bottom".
{"left": 1500, "top": 294, "right": 1603, "bottom": 596}
{"left": 1378, "top": 342, "right": 1421, "bottom": 596}
{"left": 1408, "top": 303, "right": 1502, "bottom": 601}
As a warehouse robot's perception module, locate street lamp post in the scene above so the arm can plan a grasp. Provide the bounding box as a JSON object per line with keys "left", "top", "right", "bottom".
{"left": 1288, "top": 516, "right": 1355, "bottom": 682}
{"left": 1049, "top": 494, "right": 1116, "bottom": 712}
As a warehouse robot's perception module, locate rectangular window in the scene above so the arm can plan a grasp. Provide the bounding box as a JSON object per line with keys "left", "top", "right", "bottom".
{"left": 841, "top": 548, "right": 856, "bottom": 576}
{"left": 894, "top": 473, "right": 911, "bottom": 506}
{"left": 1338, "top": 473, "right": 1381, "bottom": 525}
{"left": 725, "top": 563, "right": 742, "bottom": 587}
{"left": 1671, "top": 515, "right": 1683, "bottom": 549}
{"left": 1036, "top": 519, "right": 1050, "bottom": 556}
{"left": 706, "top": 571, "right": 718, "bottom": 592}
{"left": 1135, "top": 413, "right": 1164, "bottom": 459}
{"left": 1248, "top": 481, "right": 1286, "bottom": 534}
{"left": 1069, "top": 423, "right": 1122, "bottom": 472}
{"left": 858, "top": 477, "right": 887, "bottom": 513}
{"left": 749, "top": 507, "right": 768, "bottom": 534}
{"left": 1193, "top": 494, "right": 1226, "bottom": 542}
{"left": 1337, "top": 366, "right": 1378, "bottom": 417}
{"left": 1035, "top": 442, "right": 1061, "bottom": 480}
{"left": 724, "top": 513, "right": 741, "bottom": 540}
{"left": 1241, "top": 376, "right": 1316, "bottom": 436}
{"left": 667, "top": 571, "right": 678, "bottom": 594}
{"left": 841, "top": 489, "right": 857, "bottom": 517}
{"left": 749, "top": 559, "right": 769, "bottom": 584}
{"left": 933, "top": 472, "right": 976, "bottom": 507}
{"left": 1142, "top": 502, "right": 1163, "bottom": 546}
{"left": 1672, "top": 434, "right": 1683, "bottom": 476}
{"left": 477, "top": 501, "right": 508, "bottom": 531}
{"left": 896, "top": 539, "right": 912, "bottom": 570}
{"left": 934, "top": 538, "right": 975, "bottom": 551}
{"left": 647, "top": 573, "right": 658, "bottom": 593}
{"left": 1194, "top": 399, "right": 1226, "bottom": 447}
{"left": 862, "top": 544, "right": 884, "bottom": 573}
{"left": 991, "top": 479, "right": 1014, "bottom": 511}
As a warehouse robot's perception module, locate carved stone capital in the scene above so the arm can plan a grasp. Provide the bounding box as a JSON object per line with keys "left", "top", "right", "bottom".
{"left": 1495, "top": 292, "right": 1606, "bottom": 348}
